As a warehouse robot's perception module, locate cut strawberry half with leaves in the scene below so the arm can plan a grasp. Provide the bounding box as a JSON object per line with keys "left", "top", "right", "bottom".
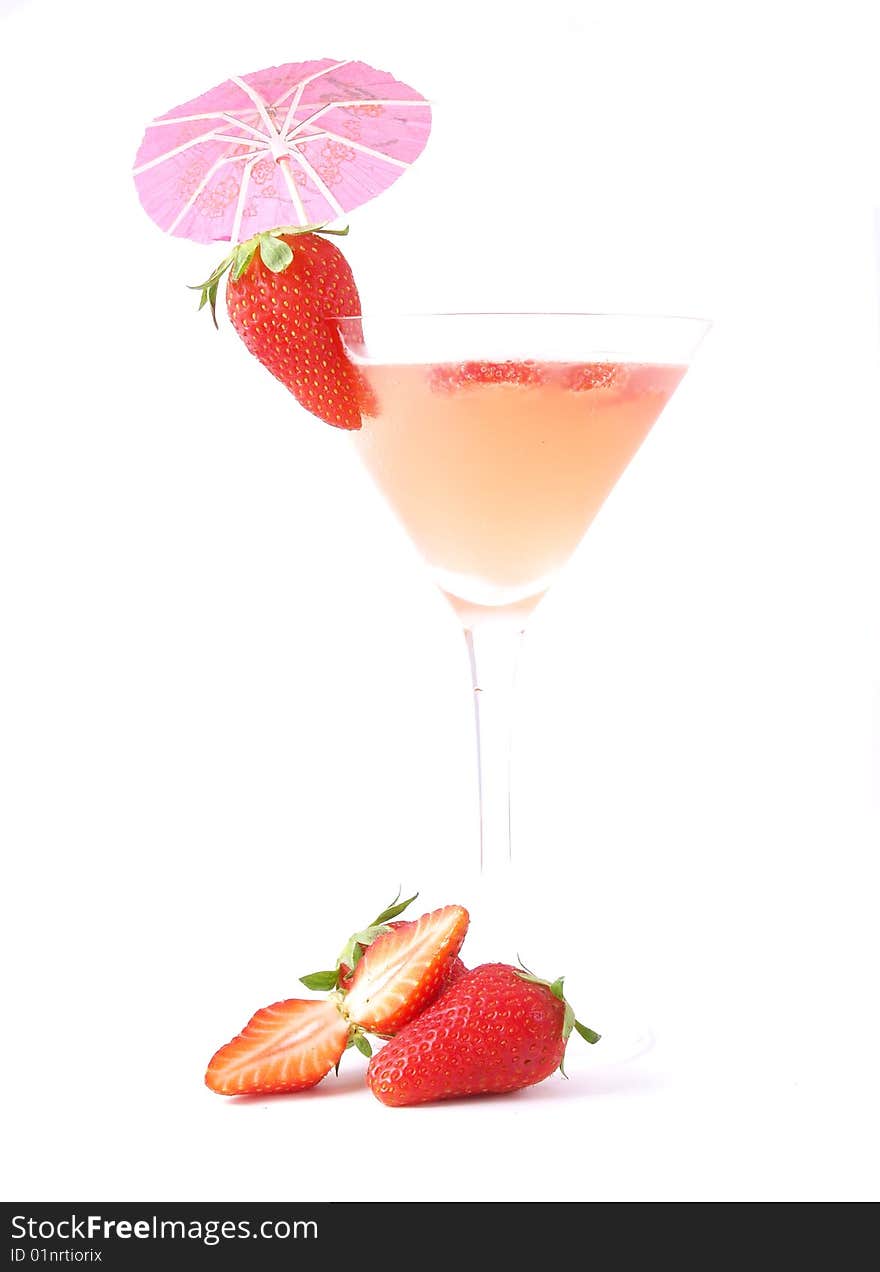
{"left": 337, "top": 921, "right": 406, "bottom": 991}
{"left": 205, "top": 998, "right": 350, "bottom": 1096}
{"left": 299, "top": 890, "right": 422, "bottom": 994}
{"left": 366, "top": 962, "right": 600, "bottom": 1107}
{"left": 191, "top": 225, "right": 372, "bottom": 430}
{"left": 338, "top": 938, "right": 467, "bottom": 998}
{"left": 343, "top": 903, "right": 470, "bottom": 1035}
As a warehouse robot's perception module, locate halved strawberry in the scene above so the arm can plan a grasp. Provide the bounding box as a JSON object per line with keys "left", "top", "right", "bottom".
{"left": 192, "top": 226, "right": 372, "bottom": 430}
{"left": 430, "top": 361, "right": 546, "bottom": 392}
{"left": 337, "top": 921, "right": 404, "bottom": 991}
{"left": 298, "top": 890, "right": 422, "bottom": 995}
{"left": 338, "top": 941, "right": 467, "bottom": 996}
{"left": 205, "top": 998, "right": 349, "bottom": 1096}
{"left": 343, "top": 904, "right": 470, "bottom": 1035}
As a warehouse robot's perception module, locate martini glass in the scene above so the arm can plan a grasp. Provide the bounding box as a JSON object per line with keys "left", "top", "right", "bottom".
{"left": 335, "top": 313, "right": 709, "bottom": 877}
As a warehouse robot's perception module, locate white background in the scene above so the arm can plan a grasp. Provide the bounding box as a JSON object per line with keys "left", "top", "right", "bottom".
{"left": 1, "top": 0, "right": 878, "bottom": 1203}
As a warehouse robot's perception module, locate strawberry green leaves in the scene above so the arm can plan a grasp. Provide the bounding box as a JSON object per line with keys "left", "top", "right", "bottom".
{"left": 230, "top": 240, "right": 257, "bottom": 282}
{"left": 573, "top": 1019, "right": 602, "bottom": 1045}
{"left": 516, "top": 960, "right": 601, "bottom": 1074}
{"left": 350, "top": 1033, "right": 373, "bottom": 1059}
{"left": 189, "top": 258, "right": 230, "bottom": 329}
{"left": 188, "top": 223, "right": 349, "bottom": 328}
{"left": 299, "top": 969, "right": 340, "bottom": 992}
{"left": 372, "top": 890, "right": 420, "bottom": 926}
{"left": 256, "top": 234, "right": 293, "bottom": 273}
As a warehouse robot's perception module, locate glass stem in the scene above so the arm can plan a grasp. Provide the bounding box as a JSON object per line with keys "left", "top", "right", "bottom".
{"left": 464, "top": 623, "right": 524, "bottom": 874}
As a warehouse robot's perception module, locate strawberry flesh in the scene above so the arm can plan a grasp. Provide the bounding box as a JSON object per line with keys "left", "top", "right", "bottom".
{"left": 205, "top": 998, "right": 349, "bottom": 1096}
{"left": 337, "top": 919, "right": 405, "bottom": 992}
{"left": 344, "top": 904, "right": 470, "bottom": 1035}
{"left": 341, "top": 951, "right": 468, "bottom": 999}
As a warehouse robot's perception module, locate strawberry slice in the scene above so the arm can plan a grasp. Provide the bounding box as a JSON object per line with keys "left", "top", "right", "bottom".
{"left": 205, "top": 998, "right": 349, "bottom": 1096}
{"left": 430, "top": 361, "right": 546, "bottom": 392}
{"left": 556, "top": 361, "right": 628, "bottom": 392}
{"left": 343, "top": 904, "right": 470, "bottom": 1035}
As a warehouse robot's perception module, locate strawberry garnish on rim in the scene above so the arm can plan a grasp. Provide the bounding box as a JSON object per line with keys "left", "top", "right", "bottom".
{"left": 557, "top": 361, "right": 626, "bottom": 392}
{"left": 190, "top": 224, "right": 372, "bottom": 430}
{"left": 205, "top": 998, "right": 350, "bottom": 1096}
{"left": 343, "top": 903, "right": 470, "bottom": 1036}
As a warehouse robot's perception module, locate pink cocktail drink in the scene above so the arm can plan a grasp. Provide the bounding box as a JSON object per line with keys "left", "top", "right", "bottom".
{"left": 336, "top": 314, "right": 707, "bottom": 872}
{"left": 352, "top": 360, "right": 685, "bottom": 623}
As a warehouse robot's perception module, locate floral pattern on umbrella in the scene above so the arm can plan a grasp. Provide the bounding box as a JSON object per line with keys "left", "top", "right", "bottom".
{"left": 133, "top": 59, "right": 431, "bottom": 244}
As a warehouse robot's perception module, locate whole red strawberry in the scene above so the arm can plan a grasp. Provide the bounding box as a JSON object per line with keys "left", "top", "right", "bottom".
{"left": 366, "top": 962, "right": 600, "bottom": 1106}
{"left": 192, "top": 227, "right": 369, "bottom": 429}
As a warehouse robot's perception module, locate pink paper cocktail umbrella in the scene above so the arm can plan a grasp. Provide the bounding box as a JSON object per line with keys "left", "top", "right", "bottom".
{"left": 133, "top": 58, "right": 431, "bottom": 244}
